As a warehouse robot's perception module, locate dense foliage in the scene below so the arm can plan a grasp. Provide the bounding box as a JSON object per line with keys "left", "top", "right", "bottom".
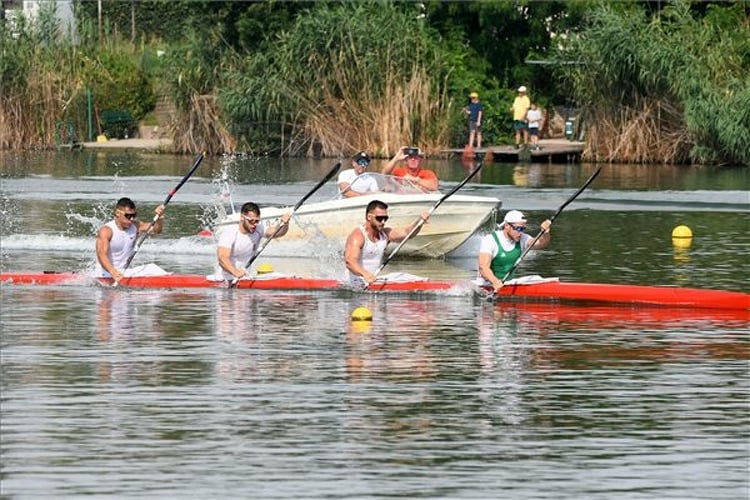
{"left": 1, "top": 0, "right": 747, "bottom": 165}
{"left": 558, "top": 0, "right": 749, "bottom": 165}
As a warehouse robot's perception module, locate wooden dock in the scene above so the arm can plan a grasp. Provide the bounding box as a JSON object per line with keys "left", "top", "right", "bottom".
{"left": 443, "top": 138, "right": 584, "bottom": 163}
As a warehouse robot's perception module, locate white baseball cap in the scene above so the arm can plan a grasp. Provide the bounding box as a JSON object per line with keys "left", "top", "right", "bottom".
{"left": 502, "top": 210, "right": 527, "bottom": 226}
{"left": 518, "top": 86, "right": 527, "bottom": 92}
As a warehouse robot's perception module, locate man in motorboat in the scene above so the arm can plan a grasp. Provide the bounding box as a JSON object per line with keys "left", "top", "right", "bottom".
{"left": 344, "top": 199, "right": 430, "bottom": 286}
{"left": 381, "top": 146, "right": 439, "bottom": 193}
{"left": 215, "top": 201, "right": 291, "bottom": 281}
{"left": 477, "top": 209, "right": 552, "bottom": 293}
{"left": 94, "top": 197, "right": 165, "bottom": 283}
{"left": 338, "top": 151, "right": 380, "bottom": 198}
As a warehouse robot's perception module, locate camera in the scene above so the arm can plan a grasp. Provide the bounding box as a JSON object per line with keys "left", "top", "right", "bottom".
{"left": 405, "top": 147, "right": 421, "bottom": 157}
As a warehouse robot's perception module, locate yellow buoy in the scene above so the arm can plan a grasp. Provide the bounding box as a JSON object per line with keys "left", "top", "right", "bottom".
{"left": 257, "top": 263, "right": 274, "bottom": 274}
{"left": 351, "top": 306, "right": 373, "bottom": 321}
{"left": 672, "top": 225, "right": 693, "bottom": 239}
{"left": 672, "top": 225, "right": 693, "bottom": 249}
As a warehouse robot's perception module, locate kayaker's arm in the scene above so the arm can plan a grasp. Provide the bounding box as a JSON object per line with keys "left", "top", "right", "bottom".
{"left": 138, "top": 204, "right": 165, "bottom": 235}
{"left": 95, "top": 225, "right": 124, "bottom": 283}
{"left": 217, "top": 245, "right": 246, "bottom": 279}
{"left": 527, "top": 219, "right": 552, "bottom": 250}
{"left": 264, "top": 212, "right": 291, "bottom": 239}
{"left": 478, "top": 251, "right": 504, "bottom": 292}
{"left": 387, "top": 212, "right": 430, "bottom": 242}
{"left": 344, "top": 229, "right": 377, "bottom": 284}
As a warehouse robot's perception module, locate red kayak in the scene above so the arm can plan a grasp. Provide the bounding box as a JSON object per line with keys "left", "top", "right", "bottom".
{"left": 1, "top": 272, "right": 748, "bottom": 311}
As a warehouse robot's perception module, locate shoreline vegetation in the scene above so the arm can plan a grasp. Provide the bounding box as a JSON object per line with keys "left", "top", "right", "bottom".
{"left": 1, "top": 1, "right": 747, "bottom": 166}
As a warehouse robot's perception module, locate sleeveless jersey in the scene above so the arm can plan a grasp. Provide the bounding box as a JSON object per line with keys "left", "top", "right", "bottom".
{"left": 95, "top": 220, "right": 138, "bottom": 276}
{"left": 215, "top": 222, "right": 267, "bottom": 280}
{"left": 489, "top": 231, "right": 522, "bottom": 279}
{"left": 346, "top": 225, "right": 388, "bottom": 285}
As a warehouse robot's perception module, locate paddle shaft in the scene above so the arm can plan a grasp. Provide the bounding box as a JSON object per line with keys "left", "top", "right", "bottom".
{"left": 373, "top": 161, "right": 484, "bottom": 278}
{"left": 499, "top": 166, "right": 602, "bottom": 283}
{"left": 230, "top": 162, "right": 342, "bottom": 287}
{"left": 121, "top": 153, "right": 204, "bottom": 272}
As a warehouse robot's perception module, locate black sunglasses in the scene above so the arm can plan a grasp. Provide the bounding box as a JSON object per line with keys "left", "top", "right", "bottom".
{"left": 374, "top": 215, "right": 389, "bottom": 223}
{"left": 122, "top": 212, "right": 137, "bottom": 220}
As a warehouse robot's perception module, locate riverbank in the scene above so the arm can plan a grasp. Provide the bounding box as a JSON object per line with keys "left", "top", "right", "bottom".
{"left": 79, "top": 137, "right": 173, "bottom": 152}
{"left": 80, "top": 137, "right": 582, "bottom": 162}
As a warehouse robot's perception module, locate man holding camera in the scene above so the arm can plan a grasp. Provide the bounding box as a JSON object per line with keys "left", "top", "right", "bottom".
{"left": 381, "top": 146, "right": 439, "bottom": 193}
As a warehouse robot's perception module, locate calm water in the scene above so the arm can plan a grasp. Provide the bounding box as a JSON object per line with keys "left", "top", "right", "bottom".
{"left": 1, "top": 151, "right": 749, "bottom": 498}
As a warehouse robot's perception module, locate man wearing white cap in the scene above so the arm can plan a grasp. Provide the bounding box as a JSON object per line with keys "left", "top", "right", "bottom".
{"left": 510, "top": 86, "right": 531, "bottom": 148}
{"left": 477, "top": 209, "right": 552, "bottom": 292}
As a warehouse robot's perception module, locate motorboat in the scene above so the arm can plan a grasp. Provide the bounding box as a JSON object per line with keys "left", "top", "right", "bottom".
{"left": 212, "top": 173, "right": 502, "bottom": 258}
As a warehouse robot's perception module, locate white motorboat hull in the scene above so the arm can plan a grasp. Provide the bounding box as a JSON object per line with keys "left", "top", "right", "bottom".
{"left": 215, "top": 192, "right": 501, "bottom": 258}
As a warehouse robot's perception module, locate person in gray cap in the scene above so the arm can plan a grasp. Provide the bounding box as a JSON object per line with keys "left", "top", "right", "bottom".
{"left": 338, "top": 151, "right": 380, "bottom": 198}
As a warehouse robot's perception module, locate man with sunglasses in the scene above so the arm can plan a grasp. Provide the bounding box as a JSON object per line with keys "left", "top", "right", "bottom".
{"left": 477, "top": 210, "right": 552, "bottom": 293}
{"left": 95, "top": 197, "right": 165, "bottom": 283}
{"left": 344, "top": 199, "right": 430, "bottom": 286}
{"left": 215, "top": 201, "right": 291, "bottom": 281}
{"left": 338, "top": 151, "right": 380, "bottom": 198}
{"left": 381, "top": 146, "right": 439, "bottom": 193}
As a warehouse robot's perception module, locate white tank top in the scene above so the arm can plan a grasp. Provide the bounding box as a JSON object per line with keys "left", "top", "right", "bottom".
{"left": 95, "top": 220, "right": 138, "bottom": 276}
{"left": 346, "top": 225, "right": 388, "bottom": 284}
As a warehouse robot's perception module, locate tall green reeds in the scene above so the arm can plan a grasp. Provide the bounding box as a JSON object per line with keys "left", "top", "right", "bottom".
{"left": 558, "top": 1, "right": 749, "bottom": 165}
{"left": 219, "top": 2, "right": 458, "bottom": 157}
{"left": 1, "top": 5, "right": 156, "bottom": 150}
{"left": 160, "top": 28, "right": 236, "bottom": 155}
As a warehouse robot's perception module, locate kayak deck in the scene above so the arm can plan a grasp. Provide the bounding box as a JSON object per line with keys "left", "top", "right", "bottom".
{"left": 1, "top": 272, "right": 748, "bottom": 311}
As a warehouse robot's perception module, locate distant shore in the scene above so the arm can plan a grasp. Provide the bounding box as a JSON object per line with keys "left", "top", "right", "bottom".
{"left": 79, "top": 137, "right": 173, "bottom": 152}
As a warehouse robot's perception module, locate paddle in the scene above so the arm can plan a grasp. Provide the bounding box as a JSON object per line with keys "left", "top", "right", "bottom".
{"left": 229, "top": 162, "right": 341, "bottom": 287}
{"left": 119, "top": 153, "right": 204, "bottom": 281}
{"left": 371, "top": 160, "right": 484, "bottom": 280}
{"left": 488, "top": 166, "right": 602, "bottom": 298}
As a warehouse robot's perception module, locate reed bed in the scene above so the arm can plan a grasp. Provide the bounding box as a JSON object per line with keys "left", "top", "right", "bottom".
{"left": 171, "top": 94, "right": 235, "bottom": 155}
{"left": 559, "top": 2, "right": 748, "bottom": 165}
{"left": 584, "top": 100, "right": 691, "bottom": 164}
{"left": 220, "top": 3, "right": 457, "bottom": 158}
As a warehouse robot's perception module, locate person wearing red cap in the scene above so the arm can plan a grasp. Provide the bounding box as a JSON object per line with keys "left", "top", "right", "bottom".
{"left": 477, "top": 209, "right": 552, "bottom": 292}
{"left": 381, "top": 146, "right": 439, "bottom": 193}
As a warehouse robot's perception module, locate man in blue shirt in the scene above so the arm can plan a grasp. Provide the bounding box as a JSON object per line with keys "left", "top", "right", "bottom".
{"left": 463, "top": 92, "right": 484, "bottom": 148}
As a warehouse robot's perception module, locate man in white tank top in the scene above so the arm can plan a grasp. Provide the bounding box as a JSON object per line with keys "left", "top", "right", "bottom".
{"left": 95, "top": 197, "right": 165, "bottom": 283}
{"left": 344, "top": 199, "right": 430, "bottom": 286}
{"left": 215, "top": 201, "right": 291, "bottom": 281}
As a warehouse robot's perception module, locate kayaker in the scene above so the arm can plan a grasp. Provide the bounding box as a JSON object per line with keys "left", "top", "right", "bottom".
{"left": 344, "top": 199, "right": 430, "bottom": 286}
{"left": 477, "top": 209, "right": 552, "bottom": 292}
{"left": 381, "top": 146, "right": 439, "bottom": 193}
{"left": 338, "top": 151, "right": 380, "bottom": 198}
{"left": 94, "top": 197, "right": 165, "bottom": 283}
{"left": 215, "top": 202, "right": 291, "bottom": 281}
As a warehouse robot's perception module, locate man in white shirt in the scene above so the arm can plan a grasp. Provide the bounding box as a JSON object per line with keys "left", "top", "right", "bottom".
{"left": 338, "top": 151, "right": 379, "bottom": 198}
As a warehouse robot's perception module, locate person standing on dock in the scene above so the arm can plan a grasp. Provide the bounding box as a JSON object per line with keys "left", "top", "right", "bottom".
{"left": 345, "top": 199, "right": 430, "bottom": 286}
{"left": 338, "top": 151, "right": 380, "bottom": 198}
{"left": 94, "top": 197, "right": 165, "bottom": 283}
{"left": 463, "top": 92, "right": 484, "bottom": 149}
{"left": 382, "top": 146, "right": 439, "bottom": 193}
{"left": 510, "top": 86, "right": 531, "bottom": 149}
{"left": 477, "top": 209, "right": 551, "bottom": 293}
{"left": 526, "top": 102, "right": 543, "bottom": 150}
{"left": 215, "top": 202, "right": 291, "bottom": 281}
